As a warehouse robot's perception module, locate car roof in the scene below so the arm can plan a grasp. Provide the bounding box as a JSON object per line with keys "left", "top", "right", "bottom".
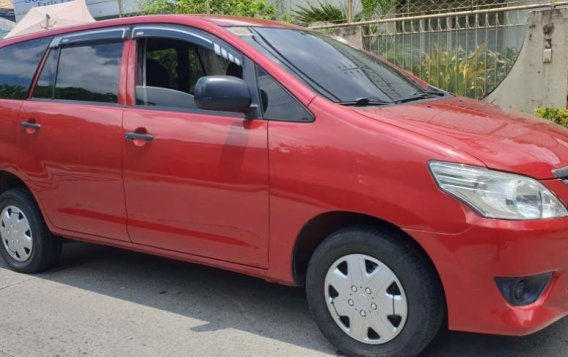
{"left": 0, "top": 14, "right": 301, "bottom": 47}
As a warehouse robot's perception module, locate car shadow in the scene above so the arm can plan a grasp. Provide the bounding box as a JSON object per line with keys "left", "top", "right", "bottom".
{"left": 1, "top": 242, "right": 567, "bottom": 357}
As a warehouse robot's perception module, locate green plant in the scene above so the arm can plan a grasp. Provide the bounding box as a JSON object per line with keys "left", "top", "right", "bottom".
{"left": 293, "top": 0, "right": 397, "bottom": 25}
{"left": 138, "top": 0, "right": 277, "bottom": 19}
{"left": 359, "top": 0, "right": 396, "bottom": 19}
{"left": 417, "top": 45, "right": 491, "bottom": 99}
{"left": 377, "top": 44, "right": 518, "bottom": 100}
{"left": 293, "top": 2, "right": 347, "bottom": 24}
{"left": 535, "top": 108, "right": 568, "bottom": 128}
{"left": 137, "top": 0, "right": 175, "bottom": 14}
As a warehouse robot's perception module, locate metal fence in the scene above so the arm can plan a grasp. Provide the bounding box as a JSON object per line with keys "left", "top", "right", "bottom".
{"left": 291, "top": 0, "right": 567, "bottom": 99}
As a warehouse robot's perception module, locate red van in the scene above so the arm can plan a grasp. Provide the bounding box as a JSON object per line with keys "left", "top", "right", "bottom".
{"left": 1, "top": 15, "right": 568, "bottom": 357}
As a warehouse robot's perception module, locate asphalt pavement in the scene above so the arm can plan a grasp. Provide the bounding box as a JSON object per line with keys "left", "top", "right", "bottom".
{"left": 1, "top": 242, "right": 567, "bottom": 357}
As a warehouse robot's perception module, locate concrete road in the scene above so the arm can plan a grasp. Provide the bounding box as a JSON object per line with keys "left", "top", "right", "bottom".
{"left": 1, "top": 243, "right": 567, "bottom": 357}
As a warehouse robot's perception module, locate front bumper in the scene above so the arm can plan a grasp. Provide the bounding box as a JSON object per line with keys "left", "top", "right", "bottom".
{"left": 407, "top": 179, "right": 568, "bottom": 336}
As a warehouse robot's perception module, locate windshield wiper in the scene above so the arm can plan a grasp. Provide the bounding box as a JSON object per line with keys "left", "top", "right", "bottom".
{"left": 425, "top": 86, "right": 447, "bottom": 96}
{"left": 395, "top": 88, "right": 447, "bottom": 104}
{"left": 342, "top": 88, "right": 447, "bottom": 107}
{"left": 395, "top": 93, "right": 431, "bottom": 104}
{"left": 340, "top": 97, "right": 392, "bottom": 107}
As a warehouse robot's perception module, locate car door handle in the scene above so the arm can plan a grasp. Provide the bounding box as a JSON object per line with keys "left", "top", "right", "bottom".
{"left": 125, "top": 132, "right": 154, "bottom": 142}
{"left": 20, "top": 121, "right": 41, "bottom": 130}
{"left": 20, "top": 121, "right": 41, "bottom": 134}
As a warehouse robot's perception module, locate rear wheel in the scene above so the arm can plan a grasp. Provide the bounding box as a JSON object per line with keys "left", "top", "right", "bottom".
{"left": 306, "top": 226, "right": 444, "bottom": 357}
{"left": 0, "top": 187, "right": 62, "bottom": 273}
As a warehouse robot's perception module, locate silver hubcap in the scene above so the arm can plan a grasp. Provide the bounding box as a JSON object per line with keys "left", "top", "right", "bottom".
{"left": 325, "top": 254, "right": 408, "bottom": 345}
{"left": 0, "top": 206, "right": 33, "bottom": 262}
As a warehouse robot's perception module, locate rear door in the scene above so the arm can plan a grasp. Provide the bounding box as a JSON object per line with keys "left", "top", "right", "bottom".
{"left": 0, "top": 38, "right": 52, "bottom": 178}
{"left": 17, "top": 28, "right": 130, "bottom": 241}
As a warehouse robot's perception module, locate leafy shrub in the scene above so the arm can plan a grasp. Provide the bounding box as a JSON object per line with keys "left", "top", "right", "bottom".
{"left": 417, "top": 45, "right": 501, "bottom": 99}
{"left": 138, "top": 0, "right": 277, "bottom": 19}
{"left": 293, "top": 2, "right": 347, "bottom": 24}
{"left": 293, "top": 0, "right": 396, "bottom": 25}
{"left": 535, "top": 108, "right": 568, "bottom": 128}
{"left": 359, "top": 0, "right": 397, "bottom": 19}
{"left": 378, "top": 44, "right": 518, "bottom": 100}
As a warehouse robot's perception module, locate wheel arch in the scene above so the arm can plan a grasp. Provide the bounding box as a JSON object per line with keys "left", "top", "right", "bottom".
{"left": 0, "top": 170, "right": 29, "bottom": 195}
{"left": 292, "top": 211, "right": 445, "bottom": 294}
{"left": 0, "top": 170, "right": 50, "bottom": 229}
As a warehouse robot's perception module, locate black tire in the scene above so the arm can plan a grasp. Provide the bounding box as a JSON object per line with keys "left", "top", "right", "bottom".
{"left": 306, "top": 226, "right": 444, "bottom": 357}
{"left": 0, "top": 187, "right": 62, "bottom": 273}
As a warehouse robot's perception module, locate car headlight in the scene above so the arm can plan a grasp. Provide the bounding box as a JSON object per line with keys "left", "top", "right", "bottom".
{"left": 429, "top": 161, "right": 568, "bottom": 220}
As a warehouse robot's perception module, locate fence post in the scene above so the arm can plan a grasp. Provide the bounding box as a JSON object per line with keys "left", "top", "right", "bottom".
{"left": 347, "top": 0, "right": 354, "bottom": 24}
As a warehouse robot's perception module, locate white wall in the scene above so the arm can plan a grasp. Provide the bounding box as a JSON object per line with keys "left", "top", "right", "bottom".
{"left": 485, "top": 8, "right": 568, "bottom": 112}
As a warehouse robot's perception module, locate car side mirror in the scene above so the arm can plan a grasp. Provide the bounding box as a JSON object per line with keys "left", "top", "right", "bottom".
{"left": 194, "top": 76, "right": 254, "bottom": 118}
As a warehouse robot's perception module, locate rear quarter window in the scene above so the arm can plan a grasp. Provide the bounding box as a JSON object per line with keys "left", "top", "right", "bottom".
{"left": 0, "top": 38, "right": 50, "bottom": 100}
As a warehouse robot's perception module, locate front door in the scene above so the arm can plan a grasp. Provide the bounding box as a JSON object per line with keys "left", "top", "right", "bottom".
{"left": 122, "top": 26, "right": 269, "bottom": 267}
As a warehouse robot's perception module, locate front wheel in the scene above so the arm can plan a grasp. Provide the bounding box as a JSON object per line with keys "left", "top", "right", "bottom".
{"left": 306, "top": 226, "right": 444, "bottom": 357}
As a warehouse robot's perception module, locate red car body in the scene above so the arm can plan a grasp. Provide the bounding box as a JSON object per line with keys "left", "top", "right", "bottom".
{"left": 1, "top": 15, "right": 568, "bottom": 338}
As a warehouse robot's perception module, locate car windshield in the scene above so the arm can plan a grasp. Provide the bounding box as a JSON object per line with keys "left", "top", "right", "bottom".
{"left": 229, "top": 26, "right": 432, "bottom": 105}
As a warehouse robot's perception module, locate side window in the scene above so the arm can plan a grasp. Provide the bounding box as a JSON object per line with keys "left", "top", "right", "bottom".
{"left": 257, "top": 68, "right": 313, "bottom": 122}
{"left": 33, "top": 49, "right": 58, "bottom": 99}
{"left": 136, "top": 37, "right": 242, "bottom": 110}
{"left": 54, "top": 42, "right": 123, "bottom": 103}
{"left": 0, "top": 38, "right": 50, "bottom": 100}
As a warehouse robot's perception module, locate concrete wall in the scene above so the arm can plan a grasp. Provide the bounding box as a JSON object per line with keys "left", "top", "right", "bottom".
{"left": 331, "top": 26, "right": 364, "bottom": 48}
{"left": 484, "top": 8, "right": 568, "bottom": 112}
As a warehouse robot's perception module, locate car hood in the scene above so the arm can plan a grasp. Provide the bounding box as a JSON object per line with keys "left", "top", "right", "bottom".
{"left": 353, "top": 96, "right": 568, "bottom": 179}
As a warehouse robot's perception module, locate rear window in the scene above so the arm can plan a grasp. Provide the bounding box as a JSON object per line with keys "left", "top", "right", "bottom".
{"left": 0, "top": 38, "right": 50, "bottom": 100}
{"left": 54, "top": 42, "right": 123, "bottom": 103}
